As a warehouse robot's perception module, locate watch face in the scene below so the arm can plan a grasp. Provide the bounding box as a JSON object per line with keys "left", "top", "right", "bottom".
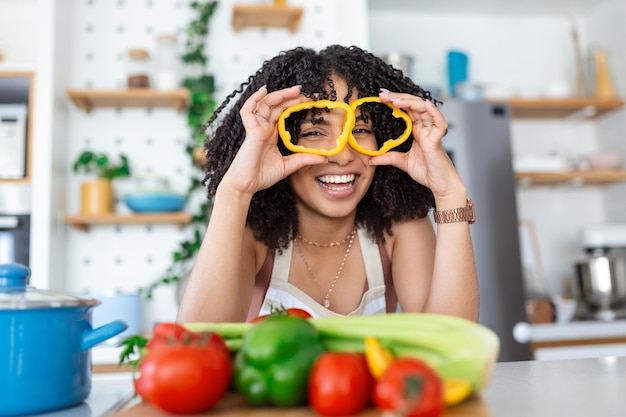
{"left": 467, "top": 198, "right": 476, "bottom": 224}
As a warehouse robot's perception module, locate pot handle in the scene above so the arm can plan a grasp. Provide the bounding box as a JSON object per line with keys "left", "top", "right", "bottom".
{"left": 82, "top": 320, "right": 129, "bottom": 351}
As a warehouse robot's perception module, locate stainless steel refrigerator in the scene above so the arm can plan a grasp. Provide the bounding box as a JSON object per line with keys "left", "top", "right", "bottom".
{"left": 439, "top": 101, "right": 531, "bottom": 362}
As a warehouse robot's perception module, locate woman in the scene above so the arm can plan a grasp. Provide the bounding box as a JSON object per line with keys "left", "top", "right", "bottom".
{"left": 177, "top": 45, "right": 478, "bottom": 323}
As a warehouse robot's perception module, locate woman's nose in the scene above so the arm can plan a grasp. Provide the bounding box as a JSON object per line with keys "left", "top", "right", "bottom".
{"left": 327, "top": 141, "right": 356, "bottom": 166}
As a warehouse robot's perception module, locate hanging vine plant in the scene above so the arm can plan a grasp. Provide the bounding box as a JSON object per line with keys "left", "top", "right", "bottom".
{"left": 141, "top": 0, "right": 218, "bottom": 299}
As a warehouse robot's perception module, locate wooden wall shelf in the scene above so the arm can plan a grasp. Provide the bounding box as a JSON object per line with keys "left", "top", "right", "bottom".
{"left": 66, "top": 89, "right": 189, "bottom": 114}
{"left": 0, "top": 178, "right": 31, "bottom": 185}
{"left": 232, "top": 4, "right": 303, "bottom": 33}
{"left": 65, "top": 212, "right": 192, "bottom": 232}
{"left": 516, "top": 170, "right": 626, "bottom": 186}
{"left": 492, "top": 97, "right": 625, "bottom": 119}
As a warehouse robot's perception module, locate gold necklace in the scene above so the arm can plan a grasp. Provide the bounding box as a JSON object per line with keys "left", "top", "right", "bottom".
{"left": 296, "top": 228, "right": 354, "bottom": 248}
{"left": 295, "top": 227, "right": 356, "bottom": 309}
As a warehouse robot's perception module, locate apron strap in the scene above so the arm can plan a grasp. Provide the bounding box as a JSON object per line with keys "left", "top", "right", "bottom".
{"left": 378, "top": 241, "right": 397, "bottom": 312}
{"left": 245, "top": 250, "right": 275, "bottom": 322}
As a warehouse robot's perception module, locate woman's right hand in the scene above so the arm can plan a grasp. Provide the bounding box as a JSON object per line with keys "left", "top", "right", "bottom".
{"left": 221, "top": 85, "right": 327, "bottom": 196}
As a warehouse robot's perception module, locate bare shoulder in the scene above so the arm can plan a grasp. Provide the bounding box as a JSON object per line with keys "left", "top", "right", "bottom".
{"left": 244, "top": 227, "right": 272, "bottom": 275}
{"left": 382, "top": 216, "right": 436, "bottom": 259}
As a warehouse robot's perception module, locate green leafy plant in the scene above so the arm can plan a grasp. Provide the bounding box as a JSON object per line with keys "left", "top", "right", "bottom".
{"left": 141, "top": 0, "right": 218, "bottom": 299}
{"left": 72, "top": 150, "right": 131, "bottom": 179}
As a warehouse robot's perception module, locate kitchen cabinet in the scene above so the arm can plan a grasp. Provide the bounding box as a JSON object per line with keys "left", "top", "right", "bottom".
{"left": 232, "top": 4, "right": 303, "bottom": 33}
{"left": 65, "top": 89, "right": 192, "bottom": 230}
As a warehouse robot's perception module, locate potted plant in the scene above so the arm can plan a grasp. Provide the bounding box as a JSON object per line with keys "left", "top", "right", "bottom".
{"left": 72, "top": 150, "right": 131, "bottom": 215}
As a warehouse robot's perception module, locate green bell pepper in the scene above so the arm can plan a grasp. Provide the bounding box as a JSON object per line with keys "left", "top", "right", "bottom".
{"left": 234, "top": 315, "right": 325, "bottom": 407}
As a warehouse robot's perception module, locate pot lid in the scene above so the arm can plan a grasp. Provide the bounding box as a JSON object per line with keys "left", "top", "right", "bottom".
{"left": 0, "top": 263, "right": 100, "bottom": 309}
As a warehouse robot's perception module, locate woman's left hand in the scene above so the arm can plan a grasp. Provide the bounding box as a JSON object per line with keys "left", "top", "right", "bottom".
{"left": 371, "top": 90, "right": 465, "bottom": 199}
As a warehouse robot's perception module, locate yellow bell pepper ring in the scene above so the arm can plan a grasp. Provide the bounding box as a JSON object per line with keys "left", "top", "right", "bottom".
{"left": 277, "top": 97, "right": 412, "bottom": 157}
{"left": 348, "top": 96, "right": 413, "bottom": 157}
{"left": 277, "top": 100, "right": 355, "bottom": 157}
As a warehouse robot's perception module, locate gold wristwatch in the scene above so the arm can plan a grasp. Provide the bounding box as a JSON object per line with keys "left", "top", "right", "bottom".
{"left": 433, "top": 198, "right": 476, "bottom": 224}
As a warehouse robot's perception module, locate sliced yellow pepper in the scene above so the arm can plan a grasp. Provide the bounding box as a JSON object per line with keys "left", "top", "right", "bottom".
{"left": 443, "top": 378, "right": 473, "bottom": 407}
{"left": 277, "top": 100, "right": 354, "bottom": 157}
{"left": 348, "top": 97, "right": 413, "bottom": 157}
{"left": 364, "top": 336, "right": 395, "bottom": 379}
{"left": 277, "top": 97, "right": 412, "bottom": 157}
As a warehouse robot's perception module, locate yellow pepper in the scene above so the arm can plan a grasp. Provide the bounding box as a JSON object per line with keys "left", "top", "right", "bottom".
{"left": 348, "top": 97, "right": 413, "bottom": 157}
{"left": 364, "top": 336, "right": 473, "bottom": 407}
{"left": 364, "top": 336, "right": 395, "bottom": 379}
{"left": 278, "top": 100, "right": 354, "bottom": 157}
{"left": 443, "top": 379, "right": 473, "bottom": 407}
{"left": 277, "top": 97, "right": 412, "bottom": 157}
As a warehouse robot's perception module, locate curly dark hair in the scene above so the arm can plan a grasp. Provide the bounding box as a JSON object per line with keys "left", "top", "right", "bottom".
{"left": 201, "top": 45, "right": 436, "bottom": 250}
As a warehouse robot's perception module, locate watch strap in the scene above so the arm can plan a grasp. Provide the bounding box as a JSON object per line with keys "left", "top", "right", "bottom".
{"left": 433, "top": 198, "right": 476, "bottom": 224}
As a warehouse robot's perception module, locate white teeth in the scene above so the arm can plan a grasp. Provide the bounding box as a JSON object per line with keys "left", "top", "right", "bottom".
{"left": 318, "top": 174, "right": 356, "bottom": 184}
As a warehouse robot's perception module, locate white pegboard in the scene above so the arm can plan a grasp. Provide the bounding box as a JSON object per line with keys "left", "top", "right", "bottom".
{"left": 63, "top": 0, "right": 368, "bottom": 331}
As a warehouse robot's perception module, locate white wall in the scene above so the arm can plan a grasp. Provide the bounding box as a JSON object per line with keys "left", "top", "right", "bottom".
{"left": 368, "top": 6, "right": 623, "bottom": 296}
{"left": 367, "top": 11, "right": 578, "bottom": 99}
{"left": 0, "top": 0, "right": 39, "bottom": 66}
{"left": 58, "top": 0, "right": 369, "bottom": 331}
{"left": 585, "top": 1, "right": 626, "bottom": 224}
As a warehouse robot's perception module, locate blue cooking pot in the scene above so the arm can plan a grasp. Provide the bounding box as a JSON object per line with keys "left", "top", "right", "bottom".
{"left": 0, "top": 263, "right": 128, "bottom": 416}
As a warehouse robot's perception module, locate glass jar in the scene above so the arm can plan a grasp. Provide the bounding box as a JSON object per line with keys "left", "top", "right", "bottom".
{"left": 154, "top": 34, "right": 180, "bottom": 90}
{"left": 126, "top": 48, "right": 151, "bottom": 88}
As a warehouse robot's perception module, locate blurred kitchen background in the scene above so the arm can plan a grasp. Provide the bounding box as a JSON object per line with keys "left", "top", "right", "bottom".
{"left": 3, "top": 0, "right": 626, "bottom": 364}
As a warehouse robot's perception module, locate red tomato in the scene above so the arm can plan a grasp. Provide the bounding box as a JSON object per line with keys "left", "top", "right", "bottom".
{"left": 286, "top": 307, "right": 313, "bottom": 319}
{"left": 250, "top": 307, "right": 313, "bottom": 323}
{"left": 147, "top": 322, "right": 193, "bottom": 349}
{"left": 374, "top": 358, "right": 443, "bottom": 417}
{"left": 135, "top": 337, "right": 231, "bottom": 414}
{"left": 147, "top": 322, "right": 230, "bottom": 358}
{"left": 309, "top": 352, "right": 374, "bottom": 416}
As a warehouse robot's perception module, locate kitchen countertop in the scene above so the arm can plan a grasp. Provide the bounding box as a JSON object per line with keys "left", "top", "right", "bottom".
{"left": 76, "top": 356, "right": 626, "bottom": 417}
{"left": 20, "top": 372, "right": 136, "bottom": 417}
{"left": 481, "top": 356, "right": 626, "bottom": 417}
{"left": 27, "top": 356, "right": 626, "bottom": 416}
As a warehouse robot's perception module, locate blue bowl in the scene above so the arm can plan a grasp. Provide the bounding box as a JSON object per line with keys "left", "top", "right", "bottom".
{"left": 124, "top": 192, "right": 186, "bottom": 213}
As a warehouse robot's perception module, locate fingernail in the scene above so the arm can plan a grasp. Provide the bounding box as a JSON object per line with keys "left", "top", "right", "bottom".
{"left": 292, "top": 85, "right": 302, "bottom": 89}
{"left": 379, "top": 88, "right": 390, "bottom": 96}
{"left": 258, "top": 84, "right": 267, "bottom": 91}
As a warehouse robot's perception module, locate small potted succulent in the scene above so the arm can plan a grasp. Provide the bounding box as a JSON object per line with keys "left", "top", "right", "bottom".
{"left": 72, "top": 150, "right": 131, "bottom": 214}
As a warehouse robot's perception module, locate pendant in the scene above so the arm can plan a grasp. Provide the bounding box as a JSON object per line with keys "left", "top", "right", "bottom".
{"left": 323, "top": 298, "right": 331, "bottom": 308}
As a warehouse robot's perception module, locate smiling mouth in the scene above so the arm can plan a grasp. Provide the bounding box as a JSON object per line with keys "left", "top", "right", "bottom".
{"left": 316, "top": 174, "right": 356, "bottom": 191}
